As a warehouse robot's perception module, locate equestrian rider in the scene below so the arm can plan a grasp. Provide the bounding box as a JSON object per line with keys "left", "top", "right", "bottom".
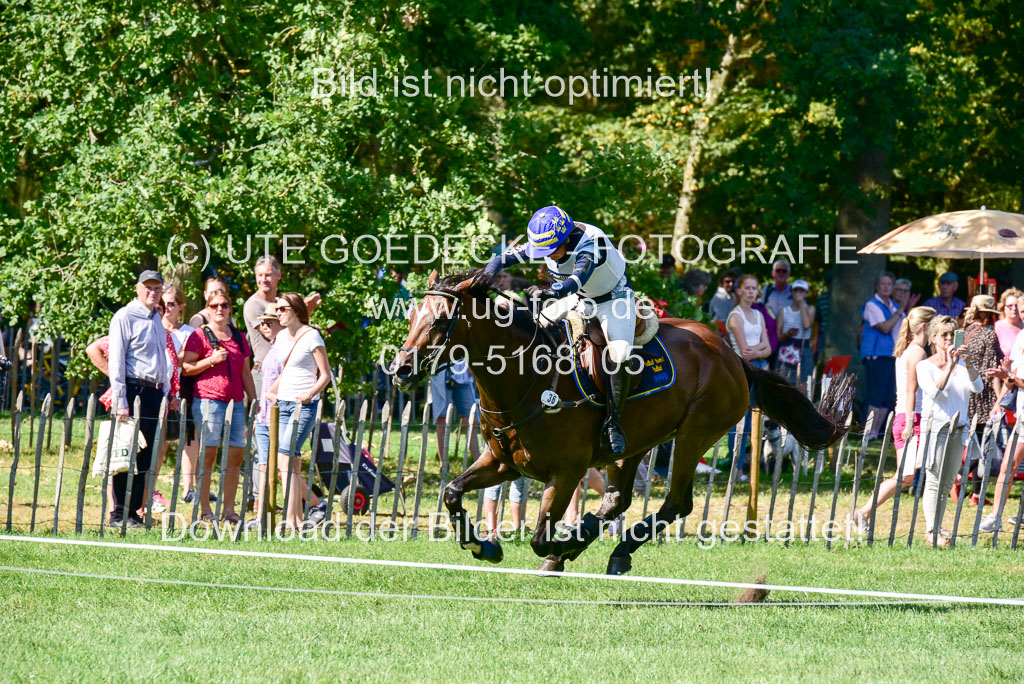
{"left": 483, "top": 206, "right": 636, "bottom": 454}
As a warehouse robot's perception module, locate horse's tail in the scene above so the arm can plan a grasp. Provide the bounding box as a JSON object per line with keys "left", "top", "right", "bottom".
{"left": 742, "top": 361, "right": 855, "bottom": 450}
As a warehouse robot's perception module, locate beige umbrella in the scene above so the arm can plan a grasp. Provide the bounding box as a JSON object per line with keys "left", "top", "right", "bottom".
{"left": 859, "top": 207, "right": 1024, "bottom": 278}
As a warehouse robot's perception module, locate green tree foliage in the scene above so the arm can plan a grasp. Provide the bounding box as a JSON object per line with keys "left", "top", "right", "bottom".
{"left": 1, "top": 0, "right": 1021, "bottom": 389}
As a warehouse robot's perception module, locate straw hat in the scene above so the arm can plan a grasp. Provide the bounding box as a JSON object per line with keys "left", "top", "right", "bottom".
{"left": 969, "top": 294, "right": 999, "bottom": 315}
{"left": 258, "top": 302, "right": 279, "bottom": 321}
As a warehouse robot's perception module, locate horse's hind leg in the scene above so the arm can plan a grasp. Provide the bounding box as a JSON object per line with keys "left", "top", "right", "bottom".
{"left": 606, "top": 428, "right": 715, "bottom": 575}
{"left": 539, "top": 455, "right": 643, "bottom": 572}
{"left": 443, "top": 448, "right": 516, "bottom": 564}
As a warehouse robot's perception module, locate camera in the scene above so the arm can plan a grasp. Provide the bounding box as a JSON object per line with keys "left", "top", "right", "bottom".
{"left": 0, "top": 356, "right": 11, "bottom": 372}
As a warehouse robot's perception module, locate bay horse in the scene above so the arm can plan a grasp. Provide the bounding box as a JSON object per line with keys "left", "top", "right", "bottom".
{"left": 390, "top": 271, "right": 854, "bottom": 575}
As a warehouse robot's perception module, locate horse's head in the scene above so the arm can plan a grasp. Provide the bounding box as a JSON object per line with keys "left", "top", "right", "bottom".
{"left": 390, "top": 271, "right": 478, "bottom": 391}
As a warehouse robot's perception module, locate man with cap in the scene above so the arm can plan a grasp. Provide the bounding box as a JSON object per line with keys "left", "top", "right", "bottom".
{"left": 107, "top": 269, "right": 173, "bottom": 527}
{"left": 923, "top": 272, "right": 967, "bottom": 319}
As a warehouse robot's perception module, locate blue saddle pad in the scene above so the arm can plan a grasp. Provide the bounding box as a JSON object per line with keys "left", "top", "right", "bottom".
{"left": 564, "top": 320, "right": 676, "bottom": 408}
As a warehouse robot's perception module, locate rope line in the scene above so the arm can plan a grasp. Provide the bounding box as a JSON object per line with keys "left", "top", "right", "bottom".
{"left": 0, "top": 564, "right": 942, "bottom": 608}
{"left": 2, "top": 535, "right": 1022, "bottom": 607}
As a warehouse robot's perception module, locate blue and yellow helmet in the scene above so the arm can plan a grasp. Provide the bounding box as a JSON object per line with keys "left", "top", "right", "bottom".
{"left": 525, "top": 206, "right": 574, "bottom": 258}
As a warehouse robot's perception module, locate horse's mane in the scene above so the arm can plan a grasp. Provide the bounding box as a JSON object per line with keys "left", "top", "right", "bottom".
{"left": 431, "top": 270, "right": 543, "bottom": 336}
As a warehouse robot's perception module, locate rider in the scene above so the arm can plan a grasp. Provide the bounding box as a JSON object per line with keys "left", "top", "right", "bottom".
{"left": 483, "top": 206, "right": 636, "bottom": 454}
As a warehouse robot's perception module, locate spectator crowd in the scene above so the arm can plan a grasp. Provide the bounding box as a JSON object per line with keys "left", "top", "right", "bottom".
{"left": 34, "top": 247, "right": 1024, "bottom": 547}
{"left": 683, "top": 259, "right": 1022, "bottom": 546}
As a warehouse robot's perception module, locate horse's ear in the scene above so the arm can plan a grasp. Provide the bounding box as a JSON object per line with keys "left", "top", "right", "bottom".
{"left": 454, "top": 277, "right": 476, "bottom": 293}
{"left": 428, "top": 269, "right": 439, "bottom": 286}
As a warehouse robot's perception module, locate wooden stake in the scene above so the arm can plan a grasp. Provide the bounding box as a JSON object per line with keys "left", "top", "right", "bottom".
{"left": 75, "top": 394, "right": 97, "bottom": 534}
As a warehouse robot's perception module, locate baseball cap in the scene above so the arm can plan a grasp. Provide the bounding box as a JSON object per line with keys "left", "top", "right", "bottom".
{"left": 939, "top": 272, "right": 958, "bottom": 283}
{"left": 137, "top": 270, "right": 164, "bottom": 285}
{"left": 792, "top": 279, "right": 810, "bottom": 291}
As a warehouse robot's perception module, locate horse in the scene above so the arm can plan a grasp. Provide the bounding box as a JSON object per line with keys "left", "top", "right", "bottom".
{"left": 390, "top": 271, "right": 854, "bottom": 575}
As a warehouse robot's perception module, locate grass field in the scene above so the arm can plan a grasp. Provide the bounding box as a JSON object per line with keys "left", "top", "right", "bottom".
{"left": 2, "top": 530, "right": 1024, "bottom": 681}
{"left": 4, "top": 410, "right": 1024, "bottom": 680}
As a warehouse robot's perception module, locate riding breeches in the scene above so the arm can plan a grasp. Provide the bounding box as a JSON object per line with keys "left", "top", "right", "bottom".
{"left": 540, "top": 289, "right": 637, "bottom": 364}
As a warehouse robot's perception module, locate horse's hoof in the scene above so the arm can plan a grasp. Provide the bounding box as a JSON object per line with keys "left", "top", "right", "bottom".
{"left": 471, "top": 538, "right": 504, "bottom": 564}
{"left": 606, "top": 554, "right": 632, "bottom": 576}
{"left": 538, "top": 556, "right": 565, "bottom": 574}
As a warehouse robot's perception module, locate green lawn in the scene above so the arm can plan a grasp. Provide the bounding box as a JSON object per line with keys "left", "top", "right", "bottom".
{"left": 4, "top": 409, "right": 1024, "bottom": 680}
{"left": 1, "top": 531, "right": 1023, "bottom": 681}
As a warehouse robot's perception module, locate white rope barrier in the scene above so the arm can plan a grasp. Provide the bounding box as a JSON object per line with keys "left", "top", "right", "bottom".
{"left": 2, "top": 535, "right": 1023, "bottom": 607}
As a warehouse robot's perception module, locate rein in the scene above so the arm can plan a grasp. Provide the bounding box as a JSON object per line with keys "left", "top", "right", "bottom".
{"left": 415, "top": 286, "right": 591, "bottom": 449}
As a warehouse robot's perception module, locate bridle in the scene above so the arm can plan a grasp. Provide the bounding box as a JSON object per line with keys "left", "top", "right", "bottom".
{"left": 398, "top": 286, "right": 591, "bottom": 448}
{"left": 399, "top": 290, "right": 463, "bottom": 379}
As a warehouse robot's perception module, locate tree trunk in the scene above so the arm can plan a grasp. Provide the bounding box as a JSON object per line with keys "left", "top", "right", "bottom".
{"left": 827, "top": 143, "right": 894, "bottom": 385}
{"left": 670, "top": 0, "right": 752, "bottom": 267}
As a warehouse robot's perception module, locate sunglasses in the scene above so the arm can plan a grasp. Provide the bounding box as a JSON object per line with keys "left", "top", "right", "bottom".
{"left": 939, "top": 332, "right": 955, "bottom": 339}
{"left": 276, "top": 305, "right": 292, "bottom": 312}
{"left": 210, "top": 303, "right": 230, "bottom": 310}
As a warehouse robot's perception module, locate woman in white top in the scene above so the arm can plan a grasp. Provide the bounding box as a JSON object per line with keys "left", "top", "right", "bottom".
{"left": 726, "top": 274, "right": 771, "bottom": 482}
{"left": 851, "top": 306, "right": 936, "bottom": 534}
{"left": 776, "top": 279, "right": 815, "bottom": 391}
{"left": 915, "top": 315, "right": 983, "bottom": 547}
{"left": 266, "top": 291, "right": 332, "bottom": 529}
{"left": 727, "top": 274, "right": 771, "bottom": 369}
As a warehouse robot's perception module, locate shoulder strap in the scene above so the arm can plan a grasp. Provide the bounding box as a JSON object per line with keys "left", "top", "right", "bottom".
{"left": 228, "top": 324, "right": 250, "bottom": 358}
{"left": 281, "top": 327, "right": 314, "bottom": 371}
{"left": 201, "top": 324, "right": 219, "bottom": 347}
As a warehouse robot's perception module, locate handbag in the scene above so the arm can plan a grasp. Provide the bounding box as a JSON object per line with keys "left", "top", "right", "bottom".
{"left": 92, "top": 419, "right": 148, "bottom": 477}
{"left": 165, "top": 409, "right": 181, "bottom": 441}
{"left": 1000, "top": 386, "right": 1017, "bottom": 412}
{"left": 778, "top": 344, "right": 801, "bottom": 366}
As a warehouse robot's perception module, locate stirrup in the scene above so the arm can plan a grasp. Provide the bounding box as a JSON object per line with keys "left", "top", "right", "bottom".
{"left": 604, "top": 418, "right": 627, "bottom": 454}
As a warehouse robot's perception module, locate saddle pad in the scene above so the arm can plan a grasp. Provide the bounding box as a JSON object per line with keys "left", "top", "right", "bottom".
{"left": 563, "top": 320, "right": 676, "bottom": 408}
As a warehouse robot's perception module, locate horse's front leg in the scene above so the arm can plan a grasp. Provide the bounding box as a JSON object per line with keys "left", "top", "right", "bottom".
{"left": 442, "top": 447, "right": 514, "bottom": 564}
{"left": 539, "top": 456, "right": 644, "bottom": 572}
{"left": 531, "top": 471, "right": 600, "bottom": 567}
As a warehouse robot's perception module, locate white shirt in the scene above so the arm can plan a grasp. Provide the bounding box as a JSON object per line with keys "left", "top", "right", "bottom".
{"left": 1010, "top": 328, "right": 1024, "bottom": 378}
{"left": 275, "top": 328, "right": 326, "bottom": 402}
{"left": 761, "top": 283, "right": 792, "bottom": 319}
{"left": 863, "top": 294, "right": 902, "bottom": 346}
{"left": 780, "top": 305, "right": 809, "bottom": 341}
{"left": 727, "top": 306, "right": 764, "bottom": 356}
{"left": 916, "top": 358, "right": 983, "bottom": 428}
{"left": 171, "top": 324, "right": 196, "bottom": 355}
{"left": 895, "top": 344, "right": 924, "bottom": 415}
{"left": 544, "top": 222, "right": 627, "bottom": 297}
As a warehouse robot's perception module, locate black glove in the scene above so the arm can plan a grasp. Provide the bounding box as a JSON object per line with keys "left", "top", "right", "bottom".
{"left": 526, "top": 285, "right": 558, "bottom": 301}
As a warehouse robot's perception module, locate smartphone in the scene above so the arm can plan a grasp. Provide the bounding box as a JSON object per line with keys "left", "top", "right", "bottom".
{"left": 953, "top": 330, "right": 965, "bottom": 349}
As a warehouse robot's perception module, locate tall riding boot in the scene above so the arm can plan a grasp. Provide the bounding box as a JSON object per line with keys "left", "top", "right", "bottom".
{"left": 604, "top": 360, "right": 630, "bottom": 454}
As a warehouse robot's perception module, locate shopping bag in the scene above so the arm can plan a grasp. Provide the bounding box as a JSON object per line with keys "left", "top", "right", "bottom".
{"left": 91, "top": 419, "right": 147, "bottom": 477}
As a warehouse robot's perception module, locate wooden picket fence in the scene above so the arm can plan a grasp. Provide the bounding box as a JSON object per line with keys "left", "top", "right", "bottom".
{"left": 3, "top": 370, "right": 1024, "bottom": 550}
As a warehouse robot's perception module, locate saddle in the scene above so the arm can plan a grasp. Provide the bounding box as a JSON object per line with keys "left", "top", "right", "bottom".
{"left": 555, "top": 304, "right": 670, "bottom": 402}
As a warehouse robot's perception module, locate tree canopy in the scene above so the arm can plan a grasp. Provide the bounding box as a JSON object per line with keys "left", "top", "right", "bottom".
{"left": 2, "top": 0, "right": 1021, "bottom": 386}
